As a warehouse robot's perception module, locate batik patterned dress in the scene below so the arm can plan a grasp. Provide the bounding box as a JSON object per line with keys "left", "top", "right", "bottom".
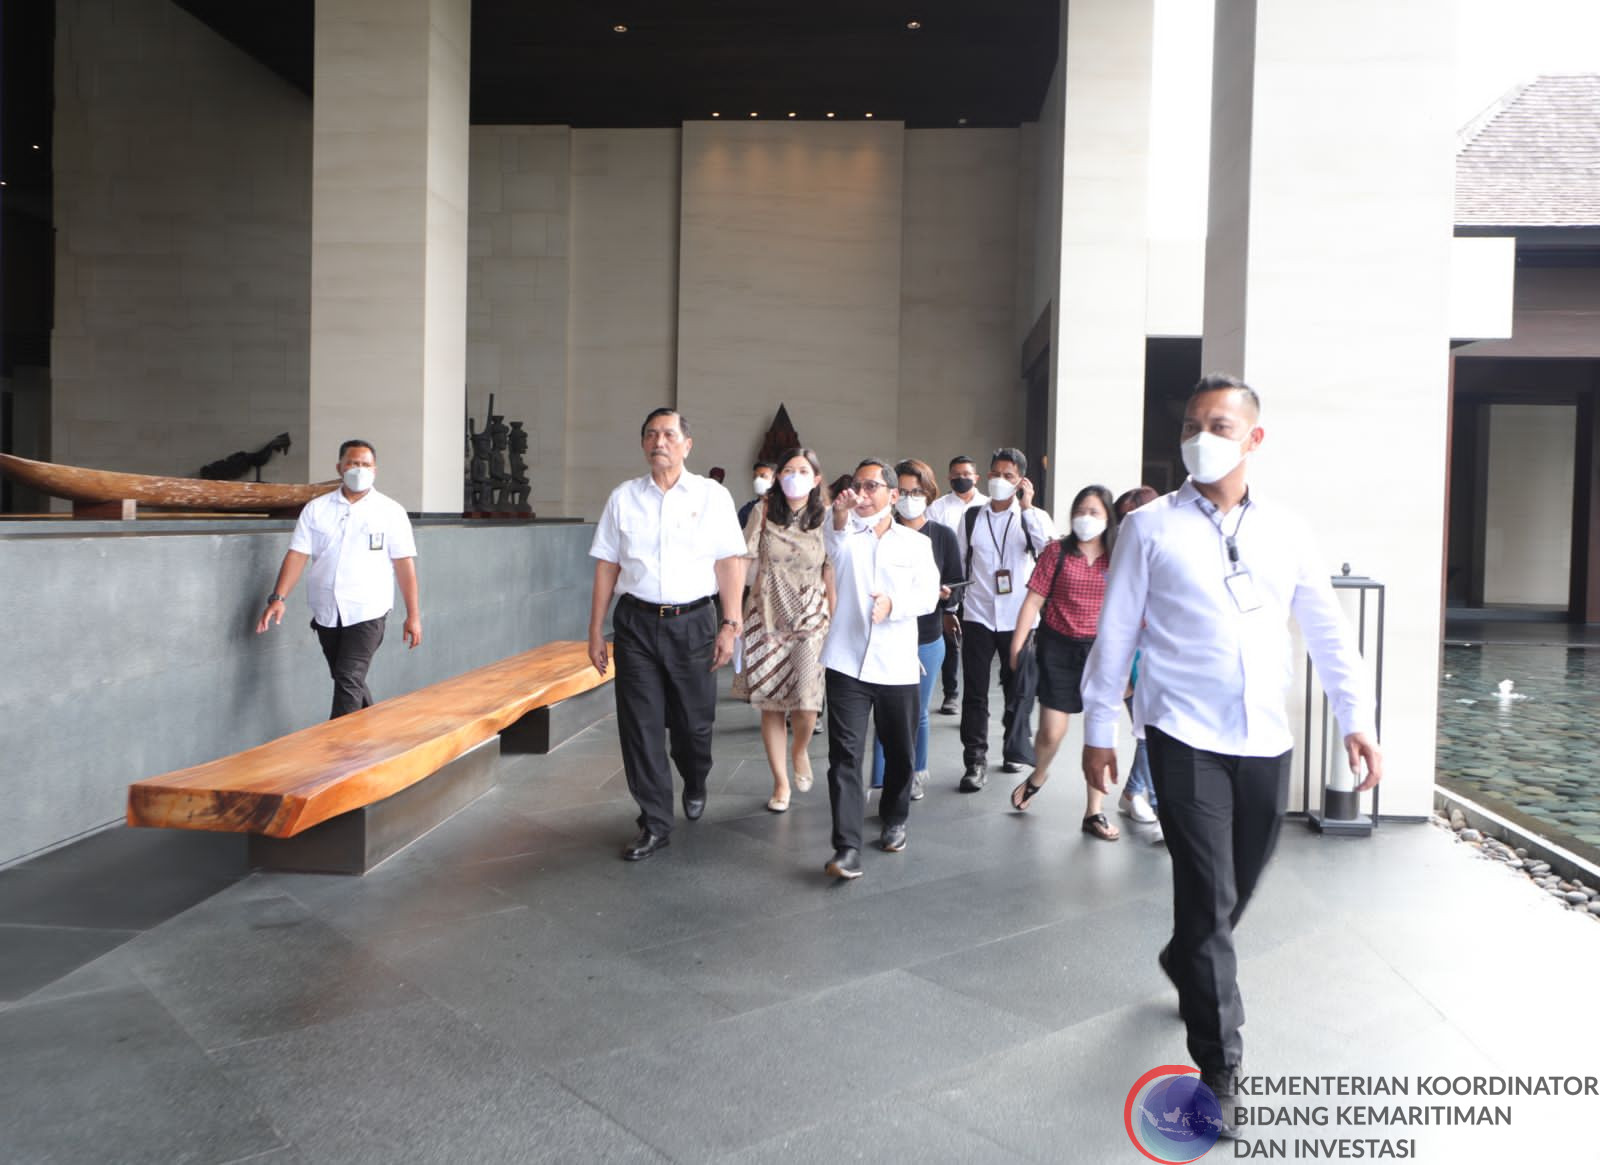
{"left": 732, "top": 502, "right": 829, "bottom": 712}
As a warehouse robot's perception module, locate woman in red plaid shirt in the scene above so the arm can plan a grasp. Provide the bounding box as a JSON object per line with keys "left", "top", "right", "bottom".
{"left": 1006, "top": 484, "right": 1122, "bottom": 838}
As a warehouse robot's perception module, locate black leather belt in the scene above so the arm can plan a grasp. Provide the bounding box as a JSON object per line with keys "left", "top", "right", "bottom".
{"left": 619, "top": 593, "right": 716, "bottom": 618}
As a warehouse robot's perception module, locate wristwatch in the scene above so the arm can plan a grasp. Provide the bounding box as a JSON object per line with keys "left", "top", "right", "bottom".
{"left": 267, "top": 593, "right": 285, "bottom": 604}
{"left": 720, "top": 618, "right": 740, "bottom": 631}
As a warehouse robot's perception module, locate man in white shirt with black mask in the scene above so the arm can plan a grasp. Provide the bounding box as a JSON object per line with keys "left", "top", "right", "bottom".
{"left": 955, "top": 446, "right": 1054, "bottom": 791}
{"left": 820, "top": 458, "right": 940, "bottom": 880}
{"left": 926, "top": 455, "right": 986, "bottom": 715}
{"left": 256, "top": 439, "right": 421, "bottom": 719}
{"left": 1080, "top": 374, "right": 1382, "bottom": 1136}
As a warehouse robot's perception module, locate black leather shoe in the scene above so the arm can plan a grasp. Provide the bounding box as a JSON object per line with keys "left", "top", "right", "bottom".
{"left": 1157, "top": 941, "right": 1178, "bottom": 990}
{"left": 824, "top": 847, "right": 863, "bottom": 879}
{"left": 682, "top": 791, "right": 706, "bottom": 820}
{"left": 1200, "top": 1065, "right": 1242, "bottom": 1139}
{"left": 938, "top": 696, "right": 959, "bottom": 716}
{"left": 879, "top": 824, "right": 907, "bottom": 853}
{"left": 622, "top": 828, "right": 670, "bottom": 861}
{"left": 959, "top": 763, "right": 987, "bottom": 792}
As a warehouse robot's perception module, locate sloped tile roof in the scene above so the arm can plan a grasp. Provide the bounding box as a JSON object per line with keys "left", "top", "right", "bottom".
{"left": 1456, "top": 74, "right": 1600, "bottom": 228}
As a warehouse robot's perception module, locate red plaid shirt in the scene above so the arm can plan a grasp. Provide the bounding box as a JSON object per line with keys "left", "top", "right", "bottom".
{"left": 1026, "top": 540, "right": 1108, "bottom": 638}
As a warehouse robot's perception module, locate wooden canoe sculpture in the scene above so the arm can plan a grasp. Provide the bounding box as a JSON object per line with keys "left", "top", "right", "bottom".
{"left": 129, "top": 641, "right": 613, "bottom": 838}
{"left": 0, "top": 452, "right": 338, "bottom": 515}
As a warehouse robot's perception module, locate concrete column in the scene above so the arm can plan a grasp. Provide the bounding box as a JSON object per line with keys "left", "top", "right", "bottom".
{"left": 309, "top": 0, "right": 470, "bottom": 512}
{"left": 1202, "top": 0, "right": 1456, "bottom": 817}
{"left": 1046, "top": 0, "right": 1154, "bottom": 514}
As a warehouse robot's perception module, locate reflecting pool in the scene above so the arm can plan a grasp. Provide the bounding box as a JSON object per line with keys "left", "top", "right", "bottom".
{"left": 1437, "top": 643, "right": 1599, "bottom": 856}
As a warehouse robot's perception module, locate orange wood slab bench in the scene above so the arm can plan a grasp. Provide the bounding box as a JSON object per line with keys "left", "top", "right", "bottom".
{"left": 127, "top": 640, "right": 612, "bottom": 870}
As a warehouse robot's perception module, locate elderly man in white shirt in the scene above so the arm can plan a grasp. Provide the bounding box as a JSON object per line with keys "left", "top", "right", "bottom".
{"left": 1080, "top": 374, "right": 1383, "bottom": 1134}
{"left": 256, "top": 439, "right": 420, "bottom": 719}
{"left": 819, "top": 458, "right": 940, "bottom": 880}
{"left": 589, "top": 408, "right": 747, "bottom": 862}
{"left": 955, "top": 446, "right": 1054, "bottom": 791}
{"left": 925, "top": 455, "right": 986, "bottom": 715}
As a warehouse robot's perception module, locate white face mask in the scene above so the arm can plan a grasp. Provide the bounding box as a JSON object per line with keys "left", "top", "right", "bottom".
{"left": 1180, "top": 428, "right": 1252, "bottom": 484}
{"left": 853, "top": 503, "right": 893, "bottom": 529}
{"left": 752, "top": 476, "right": 773, "bottom": 496}
{"left": 1071, "top": 514, "right": 1106, "bottom": 542}
{"left": 987, "top": 477, "right": 1017, "bottom": 502}
{"left": 894, "top": 495, "right": 927, "bottom": 521}
{"left": 342, "top": 466, "right": 375, "bottom": 494}
{"left": 779, "top": 472, "right": 813, "bottom": 499}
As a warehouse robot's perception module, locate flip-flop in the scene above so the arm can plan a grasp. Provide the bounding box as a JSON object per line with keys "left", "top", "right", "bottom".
{"left": 1010, "top": 777, "right": 1045, "bottom": 812}
{"left": 1082, "top": 812, "right": 1121, "bottom": 841}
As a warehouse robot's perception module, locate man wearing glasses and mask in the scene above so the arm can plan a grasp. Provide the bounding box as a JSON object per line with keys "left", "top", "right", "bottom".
{"left": 818, "top": 459, "right": 940, "bottom": 880}
{"left": 1080, "top": 374, "right": 1382, "bottom": 1137}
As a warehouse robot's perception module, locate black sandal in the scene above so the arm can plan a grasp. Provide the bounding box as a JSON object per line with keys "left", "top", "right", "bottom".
{"left": 1010, "top": 777, "right": 1045, "bottom": 812}
{"left": 1082, "top": 812, "right": 1121, "bottom": 841}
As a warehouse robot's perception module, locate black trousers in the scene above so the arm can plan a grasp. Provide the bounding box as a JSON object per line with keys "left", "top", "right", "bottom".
{"left": 958, "top": 621, "right": 1036, "bottom": 768}
{"left": 824, "top": 668, "right": 917, "bottom": 853}
{"left": 313, "top": 616, "right": 387, "bottom": 719}
{"left": 612, "top": 598, "right": 718, "bottom": 837}
{"left": 1147, "top": 725, "right": 1291, "bottom": 1074}
{"left": 941, "top": 621, "right": 961, "bottom": 699}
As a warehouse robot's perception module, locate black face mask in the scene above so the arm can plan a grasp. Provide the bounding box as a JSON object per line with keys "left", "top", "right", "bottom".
{"left": 950, "top": 476, "right": 975, "bottom": 495}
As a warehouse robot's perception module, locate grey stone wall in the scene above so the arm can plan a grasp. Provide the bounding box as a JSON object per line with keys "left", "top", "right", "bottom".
{"left": 0, "top": 520, "right": 597, "bottom": 866}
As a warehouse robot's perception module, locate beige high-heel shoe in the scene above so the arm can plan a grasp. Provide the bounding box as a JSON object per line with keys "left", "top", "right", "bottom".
{"left": 792, "top": 757, "right": 814, "bottom": 793}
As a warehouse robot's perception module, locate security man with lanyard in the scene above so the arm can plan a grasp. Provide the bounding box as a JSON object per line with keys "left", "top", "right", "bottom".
{"left": 955, "top": 446, "right": 1054, "bottom": 791}
{"left": 588, "top": 408, "right": 747, "bottom": 862}
{"left": 1080, "top": 374, "right": 1382, "bottom": 1137}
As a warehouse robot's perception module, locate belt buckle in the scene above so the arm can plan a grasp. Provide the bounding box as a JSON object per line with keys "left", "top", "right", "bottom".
{"left": 658, "top": 603, "right": 673, "bottom": 618}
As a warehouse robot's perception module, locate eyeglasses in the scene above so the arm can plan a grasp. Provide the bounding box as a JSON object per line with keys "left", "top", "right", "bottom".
{"left": 851, "top": 480, "right": 888, "bottom": 493}
{"left": 900, "top": 488, "right": 926, "bottom": 498}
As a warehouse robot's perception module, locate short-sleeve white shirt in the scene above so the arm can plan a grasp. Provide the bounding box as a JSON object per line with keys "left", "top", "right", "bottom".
{"left": 927, "top": 490, "right": 985, "bottom": 531}
{"left": 589, "top": 471, "right": 747, "bottom": 604}
{"left": 288, "top": 488, "right": 417, "bottom": 628}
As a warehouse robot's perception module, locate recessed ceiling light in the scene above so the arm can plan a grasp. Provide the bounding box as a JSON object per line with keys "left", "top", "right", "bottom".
{"left": 826, "top": 112, "right": 836, "bottom": 119}
{"left": 711, "top": 111, "right": 720, "bottom": 118}
{"left": 31, "top": 144, "right": 41, "bottom": 150}
{"left": 750, "top": 111, "right": 759, "bottom": 118}
{"left": 906, "top": 20, "right": 922, "bottom": 30}
{"left": 787, "top": 112, "right": 797, "bottom": 118}
{"left": 958, "top": 117, "right": 968, "bottom": 126}
{"left": 864, "top": 112, "right": 874, "bottom": 119}
{"left": 613, "top": 23, "right": 628, "bottom": 33}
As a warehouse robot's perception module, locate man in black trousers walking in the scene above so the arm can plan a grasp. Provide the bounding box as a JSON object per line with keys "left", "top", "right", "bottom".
{"left": 588, "top": 408, "right": 747, "bottom": 861}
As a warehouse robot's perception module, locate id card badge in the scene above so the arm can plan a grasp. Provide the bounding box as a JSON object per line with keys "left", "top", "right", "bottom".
{"left": 368, "top": 532, "right": 385, "bottom": 551}
{"left": 1224, "top": 569, "right": 1262, "bottom": 613}
{"left": 995, "top": 568, "right": 1013, "bottom": 596}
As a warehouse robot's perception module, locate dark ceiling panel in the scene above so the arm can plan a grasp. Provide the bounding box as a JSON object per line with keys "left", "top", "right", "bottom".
{"left": 171, "top": 0, "right": 1058, "bottom": 128}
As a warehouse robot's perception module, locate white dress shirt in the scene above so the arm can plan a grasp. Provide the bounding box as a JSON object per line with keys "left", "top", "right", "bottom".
{"left": 927, "top": 489, "right": 986, "bottom": 531}
{"left": 288, "top": 488, "right": 417, "bottom": 628}
{"left": 821, "top": 519, "right": 940, "bottom": 685}
{"left": 590, "top": 471, "right": 746, "bottom": 604}
{"left": 1081, "top": 480, "right": 1375, "bottom": 757}
{"left": 956, "top": 500, "right": 1055, "bottom": 632}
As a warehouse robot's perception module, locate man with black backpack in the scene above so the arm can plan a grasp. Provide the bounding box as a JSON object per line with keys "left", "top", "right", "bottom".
{"left": 954, "top": 447, "right": 1055, "bottom": 791}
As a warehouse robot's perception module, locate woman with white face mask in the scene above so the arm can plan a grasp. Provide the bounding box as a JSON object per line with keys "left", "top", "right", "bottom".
{"left": 734, "top": 448, "right": 836, "bottom": 811}
{"left": 867, "top": 458, "right": 965, "bottom": 801}
{"left": 1006, "top": 484, "right": 1122, "bottom": 839}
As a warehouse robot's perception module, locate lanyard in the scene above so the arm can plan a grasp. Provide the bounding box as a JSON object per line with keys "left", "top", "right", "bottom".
{"left": 1196, "top": 494, "right": 1251, "bottom": 572}
{"left": 986, "top": 508, "right": 1015, "bottom": 562}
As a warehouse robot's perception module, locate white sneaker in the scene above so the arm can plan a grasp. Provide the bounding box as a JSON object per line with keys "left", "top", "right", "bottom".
{"left": 1119, "top": 792, "right": 1157, "bottom": 824}
{"left": 910, "top": 770, "right": 928, "bottom": 801}
{"left": 1147, "top": 820, "right": 1165, "bottom": 845}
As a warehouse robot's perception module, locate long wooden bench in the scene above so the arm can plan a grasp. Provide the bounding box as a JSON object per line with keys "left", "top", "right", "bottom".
{"left": 127, "top": 640, "right": 613, "bottom": 873}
